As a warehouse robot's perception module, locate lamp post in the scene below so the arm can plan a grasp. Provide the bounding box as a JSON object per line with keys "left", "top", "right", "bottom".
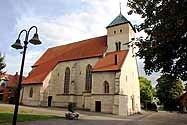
{"left": 11, "top": 26, "right": 41, "bottom": 125}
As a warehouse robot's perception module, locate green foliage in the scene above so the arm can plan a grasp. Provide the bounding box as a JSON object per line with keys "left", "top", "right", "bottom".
{"left": 127, "top": 0, "right": 187, "bottom": 81}
{"left": 156, "top": 74, "right": 183, "bottom": 110}
{"left": 139, "top": 76, "right": 155, "bottom": 103}
{"left": 68, "top": 102, "right": 76, "bottom": 113}
{"left": 0, "top": 113, "right": 60, "bottom": 123}
{"left": 9, "top": 87, "right": 18, "bottom": 104}
{"left": 0, "top": 54, "right": 6, "bottom": 75}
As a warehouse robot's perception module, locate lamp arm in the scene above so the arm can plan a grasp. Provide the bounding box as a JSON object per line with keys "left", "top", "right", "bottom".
{"left": 28, "top": 26, "right": 38, "bottom": 36}
{"left": 26, "top": 26, "right": 38, "bottom": 43}
{"left": 17, "top": 29, "right": 27, "bottom": 41}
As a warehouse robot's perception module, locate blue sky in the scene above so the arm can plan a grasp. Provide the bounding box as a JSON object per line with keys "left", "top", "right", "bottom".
{"left": 0, "top": 0, "right": 160, "bottom": 85}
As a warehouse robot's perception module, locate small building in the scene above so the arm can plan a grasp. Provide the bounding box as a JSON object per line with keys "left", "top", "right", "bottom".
{"left": 0, "top": 72, "right": 20, "bottom": 103}
{"left": 22, "top": 12, "right": 141, "bottom": 116}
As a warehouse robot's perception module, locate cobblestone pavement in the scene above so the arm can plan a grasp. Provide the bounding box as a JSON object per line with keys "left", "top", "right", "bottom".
{"left": 1, "top": 104, "right": 187, "bottom": 125}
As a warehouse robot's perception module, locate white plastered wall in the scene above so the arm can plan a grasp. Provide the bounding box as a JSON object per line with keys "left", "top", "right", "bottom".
{"left": 107, "top": 23, "right": 135, "bottom": 52}
{"left": 119, "top": 46, "right": 141, "bottom": 115}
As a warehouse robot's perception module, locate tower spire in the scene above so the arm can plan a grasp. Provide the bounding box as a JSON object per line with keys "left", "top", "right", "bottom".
{"left": 119, "top": 1, "right": 121, "bottom": 14}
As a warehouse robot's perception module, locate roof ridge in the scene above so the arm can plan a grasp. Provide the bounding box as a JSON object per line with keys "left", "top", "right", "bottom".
{"left": 49, "top": 35, "right": 107, "bottom": 49}
{"left": 33, "top": 35, "right": 107, "bottom": 67}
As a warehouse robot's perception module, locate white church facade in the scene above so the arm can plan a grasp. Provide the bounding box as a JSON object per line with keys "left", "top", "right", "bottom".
{"left": 21, "top": 13, "right": 141, "bottom": 116}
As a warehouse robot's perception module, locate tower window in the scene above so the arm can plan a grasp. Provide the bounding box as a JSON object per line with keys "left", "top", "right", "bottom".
{"left": 116, "top": 42, "right": 121, "bottom": 51}
{"left": 120, "top": 29, "right": 123, "bottom": 33}
{"left": 115, "top": 42, "right": 118, "bottom": 51}
{"left": 118, "top": 42, "right": 121, "bottom": 51}
{"left": 114, "top": 30, "right": 116, "bottom": 34}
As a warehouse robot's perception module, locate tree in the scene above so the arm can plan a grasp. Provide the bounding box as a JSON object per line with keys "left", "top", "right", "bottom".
{"left": 139, "top": 76, "right": 155, "bottom": 103}
{"left": 0, "top": 53, "right": 6, "bottom": 75}
{"left": 127, "top": 0, "right": 187, "bottom": 81}
{"left": 156, "top": 74, "right": 183, "bottom": 110}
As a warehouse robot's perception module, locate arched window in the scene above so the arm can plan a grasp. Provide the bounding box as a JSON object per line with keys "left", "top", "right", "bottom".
{"left": 115, "top": 42, "right": 118, "bottom": 51}
{"left": 104, "top": 81, "right": 109, "bottom": 93}
{"left": 29, "top": 87, "right": 33, "bottom": 98}
{"left": 64, "top": 67, "right": 70, "bottom": 94}
{"left": 115, "top": 42, "right": 121, "bottom": 51}
{"left": 85, "top": 64, "right": 92, "bottom": 92}
{"left": 118, "top": 42, "right": 121, "bottom": 51}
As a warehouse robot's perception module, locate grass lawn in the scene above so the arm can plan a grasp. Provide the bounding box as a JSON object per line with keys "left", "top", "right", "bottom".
{"left": 0, "top": 105, "right": 63, "bottom": 124}
{"left": 0, "top": 113, "right": 60, "bottom": 123}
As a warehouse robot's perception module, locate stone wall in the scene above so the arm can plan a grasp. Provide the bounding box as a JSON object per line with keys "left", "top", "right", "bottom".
{"left": 22, "top": 84, "right": 42, "bottom": 106}
{"left": 43, "top": 57, "right": 100, "bottom": 108}
{"left": 90, "top": 95, "right": 114, "bottom": 113}
{"left": 92, "top": 72, "right": 115, "bottom": 94}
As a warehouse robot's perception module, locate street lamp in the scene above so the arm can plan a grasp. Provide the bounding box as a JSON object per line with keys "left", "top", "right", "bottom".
{"left": 11, "top": 26, "right": 41, "bottom": 125}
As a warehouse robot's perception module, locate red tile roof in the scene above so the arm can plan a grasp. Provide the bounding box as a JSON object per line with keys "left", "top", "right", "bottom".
{"left": 93, "top": 50, "right": 128, "bottom": 72}
{"left": 23, "top": 35, "right": 107, "bottom": 84}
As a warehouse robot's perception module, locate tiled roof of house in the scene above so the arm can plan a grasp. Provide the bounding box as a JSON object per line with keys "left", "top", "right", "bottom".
{"left": 6, "top": 74, "right": 19, "bottom": 87}
{"left": 23, "top": 35, "right": 107, "bottom": 84}
{"left": 0, "top": 86, "right": 4, "bottom": 91}
{"left": 93, "top": 50, "right": 128, "bottom": 72}
{"left": 0, "top": 73, "right": 24, "bottom": 87}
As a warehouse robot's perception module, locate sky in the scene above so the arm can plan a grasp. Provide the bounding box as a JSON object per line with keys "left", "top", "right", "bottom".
{"left": 0, "top": 0, "right": 160, "bottom": 86}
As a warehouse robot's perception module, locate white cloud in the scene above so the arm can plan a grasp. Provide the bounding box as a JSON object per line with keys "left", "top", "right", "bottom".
{"left": 6, "top": 0, "right": 159, "bottom": 84}
{"left": 14, "top": 0, "right": 142, "bottom": 46}
{"left": 11, "top": 0, "right": 135, "bottom": 75}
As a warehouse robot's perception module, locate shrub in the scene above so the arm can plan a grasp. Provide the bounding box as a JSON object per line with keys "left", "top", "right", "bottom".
{"left": 68, "top": 102, "right": 76, "bottom": 113}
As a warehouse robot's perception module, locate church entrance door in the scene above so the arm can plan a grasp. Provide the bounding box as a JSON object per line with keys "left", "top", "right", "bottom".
{"left": 48, "top": 96, "right": 52, "bottom": 107}
{"left": 95, "top": 101, "right": 101, "bottom": 112}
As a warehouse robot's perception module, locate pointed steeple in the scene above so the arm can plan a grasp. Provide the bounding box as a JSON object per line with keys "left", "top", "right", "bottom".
{"left": 119, "top": 2, "right": 121, "bottom": 15}
{"left": 106, "top": 13, "right": 129, "bottom": 28}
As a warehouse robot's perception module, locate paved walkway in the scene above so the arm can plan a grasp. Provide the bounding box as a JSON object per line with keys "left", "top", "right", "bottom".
{"left": 0, "top": 104, "right": 148, "bottom": 120}
{"left": 15, "top": 112, "right": 187, "bottom": 125}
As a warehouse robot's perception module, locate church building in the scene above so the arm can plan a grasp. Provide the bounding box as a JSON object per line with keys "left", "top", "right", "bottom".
{"left": 22, "top": 12, "right": 141, "bottom": 116}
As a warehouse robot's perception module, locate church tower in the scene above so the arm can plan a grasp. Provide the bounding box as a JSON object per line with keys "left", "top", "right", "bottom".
{"left": 106, "top": 13, "right": 135, "bottom": 52}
